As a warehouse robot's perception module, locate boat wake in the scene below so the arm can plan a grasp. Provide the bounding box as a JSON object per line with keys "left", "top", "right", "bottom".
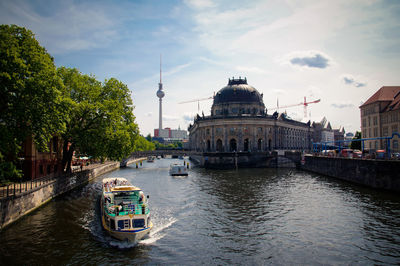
{"left": 80, "top": 203, "right": 177, "bottom": 249}
{"left": 139, "top": 216, "right": 177, "bottom": 245}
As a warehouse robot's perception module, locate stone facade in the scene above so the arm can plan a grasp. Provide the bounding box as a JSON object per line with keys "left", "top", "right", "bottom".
{"left": 188, "top": 77, "right": 313, "bottom": 152}
{"left": 360, "top": 86, "right": 400, "bottom": 152}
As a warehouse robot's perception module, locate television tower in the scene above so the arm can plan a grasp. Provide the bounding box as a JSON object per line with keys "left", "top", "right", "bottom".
{"left": 156, "top": 55, "right": 165, "bottom": 131}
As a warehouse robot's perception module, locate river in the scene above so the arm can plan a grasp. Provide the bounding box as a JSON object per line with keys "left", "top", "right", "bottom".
{"left": 1, "top": 158, "right": 400, "bottom": 265}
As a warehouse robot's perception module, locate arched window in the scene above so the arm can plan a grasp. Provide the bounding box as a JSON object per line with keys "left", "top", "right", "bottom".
{"left": 207, "top": 140, "right": 211, "bottom": 151}
{"left": 216, "top": 139, "right": 223, "bottom": 152}
{"left": 230, "top": 139, "right": 237, "bottom": 152}
{"left": 258, "top": 139, "right": 262, "bottom": 151}
{"left": 244, "top": 138, "right": 249, "bottom": 151}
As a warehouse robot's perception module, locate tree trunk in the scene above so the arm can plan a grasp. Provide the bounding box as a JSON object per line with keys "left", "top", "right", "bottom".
{"left": 62, "top": 140, "right": 74, "bottom": 173}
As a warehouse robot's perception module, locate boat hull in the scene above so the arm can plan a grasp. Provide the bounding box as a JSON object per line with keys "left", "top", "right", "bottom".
{"left": 101, "top": 206, "right": 153, "bottom": 243}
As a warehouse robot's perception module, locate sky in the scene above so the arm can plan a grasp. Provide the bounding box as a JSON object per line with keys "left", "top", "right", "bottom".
{"left": 1, "top": 0, "right": 400, "bottom": 136}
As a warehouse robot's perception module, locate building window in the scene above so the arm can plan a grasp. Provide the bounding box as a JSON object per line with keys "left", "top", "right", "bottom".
{"left": 39, "top": 165, "right": 44, "bottom": 175}
{"left": 207, "top": 140, "right": 211, "bottom": 151}
{"left": 244, "top": 138, "right": 249, "bottom": 152}
{"left": 392, "top": 125, "right": 398, "bottom": 134}
{"left": 206, "top": 128, "right": 210, "bottom": 135}
{"left": 47, "top": 165, "right": 51, "bottom": 174}
{"left": 362, "top": 118, "right": 366, "bottom": 127}
{"left": 229, "top": 139, "right": 237, "bottom": 152}
{"left": 231, "top": 108, "right": 238, "bottom": 114}
{"left": 383, "top": 127, "right": 388, "bottom": 137}
{"left": 368, "top": 117, "right": 371, "bottom": 126}
{"left": 216, "top": 139, "right": 223, "bottom": 152}
{"left": 373, "top": 116, "right": 377, "bottom": 126}
{"left": 393, "top": 140, "right": 399, "bottom": 150}
{"left": 258, "top": 139, "right": 262, "bottom": 151}
{"left": 229, "top": 128, "right": 235, "bottom": 135}
{"left": 374, "top": 127, "right": 378, "bottom": 137}
{"left": 257, "top": 127, "right": 263, "bottom": 133}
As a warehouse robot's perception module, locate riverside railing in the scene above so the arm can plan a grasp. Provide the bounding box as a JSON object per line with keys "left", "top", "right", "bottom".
{"left": 0, "top": 170, "right": 89, "bottom": 199}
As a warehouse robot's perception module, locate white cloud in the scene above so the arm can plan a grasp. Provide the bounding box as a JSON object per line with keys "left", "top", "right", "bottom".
{"left": 184, "top": 0, "right": 215, "bottom": 9}
{"left": 341, "top": 74, "right": 367, "bottom": 87}
{"left": 0, "top": 0, "right": 119, "bottom": 54}
{"left": 331, "top": 102, "right": 355, "bottom": 109}
{"left": 282, "top": 50, "right": 333, "bottom": 69}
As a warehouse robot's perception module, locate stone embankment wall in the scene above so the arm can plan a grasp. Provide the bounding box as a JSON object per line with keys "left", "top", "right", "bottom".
{"left": 302, "top": 155, "right": 400, "bottom": 192}
{"left": 0, "top": 162, "right": 120, "bottom": 229}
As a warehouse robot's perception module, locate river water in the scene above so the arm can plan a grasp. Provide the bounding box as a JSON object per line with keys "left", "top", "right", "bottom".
{"left": 1, "top": 158, "right": 400, "bottom": 265}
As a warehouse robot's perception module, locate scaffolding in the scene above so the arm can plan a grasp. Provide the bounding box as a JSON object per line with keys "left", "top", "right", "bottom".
{"left": 312, "top": 132, "right": 400, "bottom": 155}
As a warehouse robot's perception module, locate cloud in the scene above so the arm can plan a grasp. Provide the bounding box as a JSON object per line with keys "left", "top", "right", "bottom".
{"left": 235, "top": 66, "right": 268, "bottom": 74}
{"left": 273, "top": 89, "right": 287, "bottom": 95}
{"left": 0, "top": 0, "right": 119, "bottom": 54}
{"left": 331, "top": 102, "right": 355, "bottom": 109}
{"left": 342, "top": 75, "right": 367, "bottom": 87}
{"left": 288, "top": 51, "right": 331, "bottom": 68}
{"left": 163, "top": 115, "right": 179, "bottom": 121}
{"left": 183, "top": 113, "right": 195, "bottom": 122}
{"left": 184, "top": 0, "right": 215, "bottom": 9}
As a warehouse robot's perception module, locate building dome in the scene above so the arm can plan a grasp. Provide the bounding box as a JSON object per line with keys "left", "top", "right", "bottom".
{"left": 213, "top": 77, "right": 263, "bottom": 105}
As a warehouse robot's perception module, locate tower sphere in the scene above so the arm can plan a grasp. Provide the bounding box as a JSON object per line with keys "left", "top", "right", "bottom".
{"left": 157, "top": 89, "right": 165, "bottom": 98}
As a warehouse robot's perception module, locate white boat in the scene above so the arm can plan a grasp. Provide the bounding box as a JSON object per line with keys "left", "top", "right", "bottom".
{"left": 147, "top": 156, "right": 155, "bottom": 162}
{"left": 169, "top": 163, "right": 188, "bottom": 176}
{"left": 101, "top": 177, "right": 152, "bottom": 243}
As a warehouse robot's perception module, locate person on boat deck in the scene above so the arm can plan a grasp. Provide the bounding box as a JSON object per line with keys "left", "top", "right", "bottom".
{"left": 139, "top": 191, "right": 144, "bottom": 204}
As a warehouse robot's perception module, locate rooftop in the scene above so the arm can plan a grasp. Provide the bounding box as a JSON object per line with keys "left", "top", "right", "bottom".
{"left": 360, "top": 86, "right": 400, "bottom": 107}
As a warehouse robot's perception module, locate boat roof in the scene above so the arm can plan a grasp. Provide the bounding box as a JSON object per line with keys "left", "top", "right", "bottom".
{"left": 112, "top": 185, "right": 141, "bottom": 192}
{"left": 102, "top": 177, "right": 141, "bottom": 192}
{"left": 102, "top": 177, "right": 129, "bottom": 184}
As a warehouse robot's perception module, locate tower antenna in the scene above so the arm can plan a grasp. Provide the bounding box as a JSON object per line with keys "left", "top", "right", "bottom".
{"left": 156, "top": 54, "right": 165, "bottom": 131}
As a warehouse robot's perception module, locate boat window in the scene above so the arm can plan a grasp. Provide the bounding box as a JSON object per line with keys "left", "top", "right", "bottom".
{"left": 110, "top": 219, "right": 115, "bottom": 230}
{"left": 118, "top": 219, "right": 130, "bottom": 230}
{"left": 133, "top": 219, "right": 145, "bottom": 228}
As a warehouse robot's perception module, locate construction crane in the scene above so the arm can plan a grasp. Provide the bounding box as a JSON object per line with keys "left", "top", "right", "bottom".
{"left": 179, "top": 96, "right": 214, "bottom": 113}
{"left": 269, "top": 97, "right": 321, "bottom": 118}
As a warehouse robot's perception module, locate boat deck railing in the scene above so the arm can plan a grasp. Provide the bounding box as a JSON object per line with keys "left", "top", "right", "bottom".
{"left": 105, "top": 202, "right": 149, "bottom": 216}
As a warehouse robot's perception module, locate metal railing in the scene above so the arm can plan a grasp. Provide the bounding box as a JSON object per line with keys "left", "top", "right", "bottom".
{"left": 0, "top": 171, "right": 89, "bottom": 199}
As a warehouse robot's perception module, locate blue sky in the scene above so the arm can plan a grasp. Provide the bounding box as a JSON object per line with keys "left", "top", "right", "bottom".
{"left": 1, "top": 0, "right": 400, "bottom": 136}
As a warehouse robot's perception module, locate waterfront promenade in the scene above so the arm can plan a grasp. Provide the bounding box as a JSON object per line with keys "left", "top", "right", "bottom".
{"left": 0, "top": 158, "right": 146, "bottom": 229}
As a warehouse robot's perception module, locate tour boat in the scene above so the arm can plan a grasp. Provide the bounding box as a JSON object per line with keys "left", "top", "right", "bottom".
{"left": 169, "top": 163, "right": 188, "bottom": 176}
{"left": 147, "top": 156, "right": 155, "bottom": 162}
{"left": 101, "top": 177, "right": 152, "bottom": 243}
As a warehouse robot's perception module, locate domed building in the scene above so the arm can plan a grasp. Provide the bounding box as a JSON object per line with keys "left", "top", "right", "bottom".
{"left": 188, "top": 77, "right": 313, "bottom": 167}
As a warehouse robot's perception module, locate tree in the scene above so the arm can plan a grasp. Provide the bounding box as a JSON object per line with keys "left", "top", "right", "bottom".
{"left": 350, "top": 131, "right": 362, "bottom": 150}
{"left": 0, "top": 25, "right": 67, "bottom": 181}
{"left": 57, "top": 67, "right": 139, "bottom": 172}
{"left": 133, "top": 135, "right": 155, "bottom": 151}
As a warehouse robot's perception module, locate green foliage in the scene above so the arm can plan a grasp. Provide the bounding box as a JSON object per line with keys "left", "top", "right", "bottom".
{"left": 57, "top": 67, "right": 140, "bottom": 171}
{"left": 153, "top": 141, "right": 183, "bottom": 150}
{"left": 133, "top": 135, "right": 155, "bottom": 151}
{"left": 350, "top": 131, "right": 362, "bottom": 150}
{"left": 0, "top": 24, "right": 66, "bottom": 180}
{"left": 145, "top": 134, "right": 152, "bottom": 142}
{"left": 0, "top": 152, "right": 22, "bottom": 184}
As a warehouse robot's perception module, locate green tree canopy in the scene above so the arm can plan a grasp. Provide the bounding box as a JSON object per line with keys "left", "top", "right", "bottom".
{"left": 57, "top": 67, "right": 139, "bottom": 172}
{"left": 133, "top": 135, "right": 155, "bottom": 151}
{"left": 350, "top": 131, "right": 362, "bottom": 150}
{"left": 0, "top": 24, "right": 67, "bottom": 181}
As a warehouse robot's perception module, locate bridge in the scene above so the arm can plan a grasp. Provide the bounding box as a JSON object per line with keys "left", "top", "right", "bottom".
{"left": 124, "top": 150, "right": 302, "bottom": 169}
